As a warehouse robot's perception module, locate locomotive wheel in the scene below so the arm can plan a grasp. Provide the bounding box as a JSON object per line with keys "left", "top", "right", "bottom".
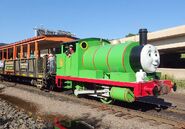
{"left": 100, "top": 97, "right": 113, "bottom": 104}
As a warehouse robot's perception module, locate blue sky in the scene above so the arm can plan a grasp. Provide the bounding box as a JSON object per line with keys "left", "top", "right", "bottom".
{"left": 0, "top": 0, "right": 185, "bottom": 43}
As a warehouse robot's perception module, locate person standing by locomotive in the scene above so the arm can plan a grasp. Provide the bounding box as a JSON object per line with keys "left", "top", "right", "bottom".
{"left": 48, "top": 53, "right": 55, "bottom": 74}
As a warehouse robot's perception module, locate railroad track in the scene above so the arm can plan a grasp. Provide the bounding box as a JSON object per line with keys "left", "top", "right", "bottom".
{"left": 1, "top": 81, "right": 185, "bottom": 129}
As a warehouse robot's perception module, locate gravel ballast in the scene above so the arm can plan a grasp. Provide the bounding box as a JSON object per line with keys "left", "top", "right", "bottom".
{"left": 0, "top": 98, "right": 48, "bottom": 129}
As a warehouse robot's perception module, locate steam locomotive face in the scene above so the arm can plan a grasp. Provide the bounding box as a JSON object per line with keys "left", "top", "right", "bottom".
{"left": 140, "top": 44, "right": 160, "bottom": 73}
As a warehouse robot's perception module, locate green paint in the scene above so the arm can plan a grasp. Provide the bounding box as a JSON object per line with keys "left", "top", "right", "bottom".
{"left": 110, "top": 72, "right": 135, "bottom": 82}
{"left": 110, "top": 87, "right": 134, "bottom": 102}
{"left": 146, "top": 72, "right": 161, "bottom": 80}
{"left": 56, "top": 54, "right": 65, "bottom": 75}
{"left": 107, "top": 43, "right": 127, "bottom": 72}
{"left": 104, "top": 73, "right": 110, "bottom": 79}
{"left": 82, "top": 41, "right": 139, "bottom": 73}
{"left": 56, "top": 38, "right": 110, "bottom": 77}
{"left": 56, "top": 38, "right": 145, "bottom": 90}
{"left": 75, "top": 85, "right": 84, "bottom": 90}
{"left": 79, "top": 70, "right": 103, "bottom": 79}
{"left": 63, "top": 81, "right": 72, "bottom": 89}
{"left": 82, "top": 46, "right": 99, "bottom": 70}
{"left": 156, "top": 72, "right": 161, "bottom": 78}
{"left": 94, "top": 45, "right": 112, "bottom": 71}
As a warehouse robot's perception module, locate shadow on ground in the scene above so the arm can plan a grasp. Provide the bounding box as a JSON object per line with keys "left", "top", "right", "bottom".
{"left": 114, "top": 96, "right": 172, "bottom": 112}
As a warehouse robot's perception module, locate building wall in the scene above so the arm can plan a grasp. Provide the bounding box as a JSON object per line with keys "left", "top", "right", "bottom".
{"left": 157, "top": 68, "right": 185, "bottom": 80}
{"left": 149, "top": 35, "right": 185, "bottom": 51}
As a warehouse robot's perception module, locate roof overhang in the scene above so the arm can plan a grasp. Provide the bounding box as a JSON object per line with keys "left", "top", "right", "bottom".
{"left": 0, "top": 35, "right": 77, "bottom": 50}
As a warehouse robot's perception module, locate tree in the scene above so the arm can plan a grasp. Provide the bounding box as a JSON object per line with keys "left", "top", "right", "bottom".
{"left": 0, "top": 43, "right": 7, "bottom": 46}
{"left": 125, "top": 33, "right": 136, "bottom": 37}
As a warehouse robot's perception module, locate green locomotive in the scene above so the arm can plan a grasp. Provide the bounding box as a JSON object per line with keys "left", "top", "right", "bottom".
{"left": 55, "top": 29, "right": 175, "bottom": 103}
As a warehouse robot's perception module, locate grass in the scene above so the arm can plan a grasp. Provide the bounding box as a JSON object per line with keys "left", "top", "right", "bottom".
{"left": 161, "top": 74, "right": 185, "bottom": 88}
{"left": 181, "top": 53, "right": 185, "bottom": 58}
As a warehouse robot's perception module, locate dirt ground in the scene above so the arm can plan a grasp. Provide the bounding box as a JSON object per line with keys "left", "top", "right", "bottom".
{"left": 1, "top": 84, "right": 184, "bottom": 129}
{"left": 159, "top": 90, "right": 185, "bottom": 110}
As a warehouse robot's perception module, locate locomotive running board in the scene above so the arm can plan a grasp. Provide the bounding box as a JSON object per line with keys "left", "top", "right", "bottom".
{"left": 56, "top": 75, "right": 139, "bottom": 88}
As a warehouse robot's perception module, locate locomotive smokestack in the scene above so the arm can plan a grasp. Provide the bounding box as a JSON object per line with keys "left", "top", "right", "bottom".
{"left": 139, "top": 28, "right": 148, "bottom": 45}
